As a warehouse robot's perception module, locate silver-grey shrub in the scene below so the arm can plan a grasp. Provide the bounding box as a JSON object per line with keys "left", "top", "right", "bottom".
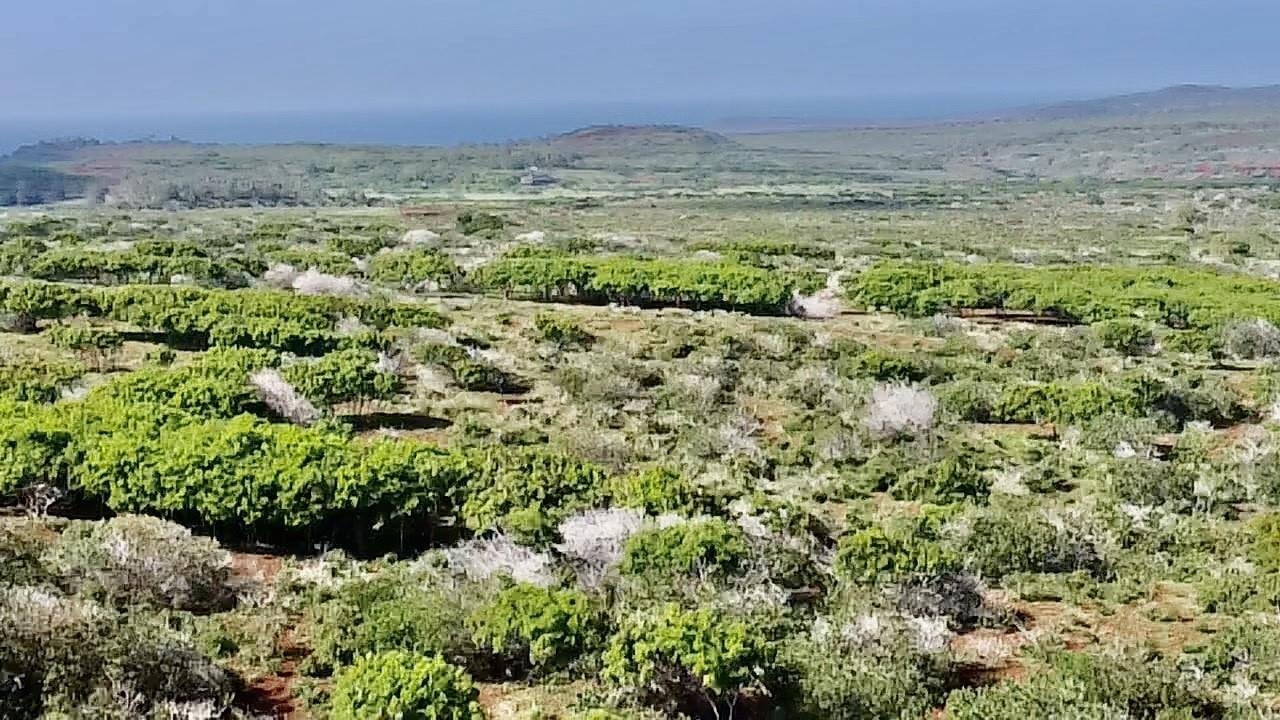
{"left": 47, "top": 516, "right": 234, "bottom": 611}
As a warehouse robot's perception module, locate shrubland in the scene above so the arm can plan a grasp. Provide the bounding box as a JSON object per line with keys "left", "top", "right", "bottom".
{"left": 4, "top": 153, "right": 1280, "bottom": 718}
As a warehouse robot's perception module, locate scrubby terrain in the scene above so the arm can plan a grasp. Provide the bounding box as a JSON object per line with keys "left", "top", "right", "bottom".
{"left": 5, "top": 105, "right": 1280, "bottom": 718}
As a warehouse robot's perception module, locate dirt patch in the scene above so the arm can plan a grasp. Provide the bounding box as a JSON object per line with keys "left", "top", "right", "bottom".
{"left": 229, "top": 551, "right": 285, "bottom": 586}
{"left": 240, "top": 628, "right": 308, "bottom": 719}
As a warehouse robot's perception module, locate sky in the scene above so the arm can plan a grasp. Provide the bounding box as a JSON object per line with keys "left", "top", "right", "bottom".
{"left": 1, "top": 0, "right": 1279, "bottom": 119}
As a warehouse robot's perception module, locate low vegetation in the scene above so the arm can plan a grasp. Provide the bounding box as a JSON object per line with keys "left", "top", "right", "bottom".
{"left": 5, "top": 109, "right": 1280, "bottom": 718}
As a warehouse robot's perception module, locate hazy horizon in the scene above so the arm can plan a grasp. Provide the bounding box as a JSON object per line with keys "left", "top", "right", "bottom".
{"left": 0, "top": 91, "right": 1063, "bottom": 154}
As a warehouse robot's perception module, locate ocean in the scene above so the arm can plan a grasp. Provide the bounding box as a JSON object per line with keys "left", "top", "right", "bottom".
{"left": 0, "top": 94, "right": 1043, "bottom": 155}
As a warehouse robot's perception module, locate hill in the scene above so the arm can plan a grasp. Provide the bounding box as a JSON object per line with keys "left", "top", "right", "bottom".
{"left": 549, "top": 124, "right": 730, "bottom": 151}
{"left": 1011, "top": 84, "right": 1280, "bottom": 121}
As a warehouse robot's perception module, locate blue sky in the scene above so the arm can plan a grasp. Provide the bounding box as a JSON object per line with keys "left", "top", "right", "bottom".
{"left": 2, "top": 0, "right": 1278, "bottom": 117}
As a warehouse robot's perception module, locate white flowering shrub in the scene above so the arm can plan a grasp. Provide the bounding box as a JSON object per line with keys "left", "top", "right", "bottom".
{"left": 1224, "top": 318, "right": 1280, "bottom": 359}
{"left": 443, "top": 535, "right": 557, "bottom": 587}
{"left": 863, "top": 383, "right": 938, "bottom": 439}
{"left": 791, "top": 272, "right": 845, "bottom": 319}
{"left": 250, "top": 368, "right": 321, "bottom": 425}
{"left": 401, "top": 228, "right": 442, "bottom": 246}
{"left": 555, "top": 508, "right": 646, "bottom": 587}
{"left": 0, "top": 586, "right": 233, "bottom": 716}
{"left": 261, "top": 262, "right": 299, "bottom": 288}
{"left": 291, "top": 268, "right": 364, "bottom": 297}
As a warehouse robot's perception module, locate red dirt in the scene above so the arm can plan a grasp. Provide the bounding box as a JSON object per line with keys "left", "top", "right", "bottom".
{"left": 240, "top": 628, "right": 308, "bottom": 719}
{"left": 229, "top": 551, "right": 285, "bottom": 585}
{"left": 229, "top": 552, "right": 307, "bottom": 718}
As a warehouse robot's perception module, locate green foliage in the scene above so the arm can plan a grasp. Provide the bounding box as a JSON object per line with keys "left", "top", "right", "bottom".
{"left": 456, "top": 211, "right": 507, "bottom": 238}
{"left": 606, "top": 467, "right": 718, "bottom": 515}
{"left": 473, "top": 255, "right": 816, "bottom": 314}
{"left": 889, "top": 446, "right": 992, "bottom": 504}
{"left": 368, "top": 248, "right": 461, "bottom": 289}
{"left": 1092, "top": 318, "right": 1155, "bottom": 356}
{"left": 0, "top": 356, "right": 84, "bottom": 402}
{"left": 416, "top": 342, "right": 525, "bottom": 393}
{"left": 849, "top": 260, "right": 1280, "bottom": 330}
{"left": 330, "top": 651, "right": 483, "bottom": 720}
{"left": 467, "top": 583, "right": 603, "bottom": 674}
{"left": 602, "top": 604, "right": 776, "bottom": 716}
{"left": 985, "top": 373, "right": 1246, "bottom": 427}
{"left": 282, "top": 348, "right": 403, "bottom": 408}
{"left": 46, "top": 323, "right": 125, "bottom": 370}
{"left": 90, "top": 346, "right": 275, "bottom": 417}
{"left": 944, "top": 649, "right": 1222, "bottom": 720}
{"left": 937, "top": 379, "right": 996, "bottom": 422}
{"left": 533, "top": 311, "right": 595, "bottom": 348}
{"left": 689, "top": 238, "right": 836, "bottom": 262}
{"left": 0, "top": 280, "right": 85, "bottom": 332}
{"left": 781, "top": 611, "right": 951, "bottom": 720}
{"left": 836, "top": 517, "right": 960, "bottom": 584}
{"left": 459, "top": 448, "right": 609, "bottom": 542}
{"left": 303, "top": 571, "right": 477, "bottom": 676}
{"left": 1249, "top": 513, "right": 1280, "bottom": 572}
{"left": 0, "top": 280, "right": 446, "bottom": 353}
{"left": 619, "top": 519, "right": 749, "bottom": 578}
{"left": 841, "top": 348, "right": 944, "bottom": 382}
{"left": 29, "top": 245, "right": 246, "bottom": 286}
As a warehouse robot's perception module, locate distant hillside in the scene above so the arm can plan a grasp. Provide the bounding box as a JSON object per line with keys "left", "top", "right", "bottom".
{"left": 549, "top": 124, "right": 730, "bottom": 151}
{"left": 1011, "top": 84, "right": 1280, "bottom": 121}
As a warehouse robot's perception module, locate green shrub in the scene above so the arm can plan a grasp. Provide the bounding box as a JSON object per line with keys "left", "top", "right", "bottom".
{"left": 944, "top": 649, "right": 1222, "bottom": 720}
{"left": 368, "top": 248, "right": 461, "bottom": 289}
{"left": 606, "top": 467, "right": 718, "bottom": 515}
{"left": 960, "top": 503, "right": 1109, "bottom": 580}
{"left": 467, "top": 583, "right": 603, "bottom": 674}
{"left": 937, "top": 380, "right": 996, "bottom": 422}
{"left": 416, "top": 342, "right": 525, "bottom": 393}
{"left": 781, "top": 611, "right": 951, "bottom": 720}
{"left": 890, "top": 449, "right": 991, "bottom": 504}
{"left": 459, "top": 448, "right": 609, "bottom": 543}
{"left": 619, "top": 519, "right": 748, "bottom": 579}
{"left": 1162, "top": 329, "right": 1222, "bottom": 357}
{"left": 457, "top": 211, "right": 506, "bottom": 238}
{"left": 835, "top": 520, "right": 960, "bottom": 585}
{"left": 1249, "top": 513, "right": 1280, "bottom": 572}
{"left": 0, "top": 357, "right": 84, "bottom": 403}
{"left": 534, "top": 311, "right": 595, "bottom": 349}
{"left": 473, "top": 255, "right": 815, "bottom": 315}
{"left": 847, "top": 260, "right": 1280, "bottom": 331}
{"left": 602, "top": 604, "right": 776, "bottom": 717}
{"left": 282, "top": 348, "right": 403, "bottom": 409}
{"left": 1092, "top": 318, "right": 1154, "bottom": 357}
{"left": 330, "top": 651, "right": 482, "bottom": 720}
{"left": 841, "top": 349, "right": 944, "bottom": 383}
{"left": 46, "top": 324, "right": 124, "bottom": 371}
{"left": 303, "top": 574, "right": 478, "bottom": 677}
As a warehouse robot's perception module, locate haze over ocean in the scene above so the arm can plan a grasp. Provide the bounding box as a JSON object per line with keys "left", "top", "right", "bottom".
{"left": 0, "top": 94, "right": 1044, "bottom": 155}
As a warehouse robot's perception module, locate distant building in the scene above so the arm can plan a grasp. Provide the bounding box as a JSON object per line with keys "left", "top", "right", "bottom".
{"left": 519, "top": 166, "right": 559, "bottom": 186}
